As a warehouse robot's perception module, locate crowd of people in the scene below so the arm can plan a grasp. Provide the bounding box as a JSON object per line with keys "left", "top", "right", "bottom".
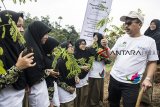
{"left": 0, "top": 9, "right": 160, "bottom": 107}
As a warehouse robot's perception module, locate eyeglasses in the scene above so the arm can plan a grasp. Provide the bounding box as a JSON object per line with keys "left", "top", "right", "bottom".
{"left": 124, "top": 20, "right": 139, "bottom": 26}
{"left": 80, "top": 43, "right": 86, "bottom": 45}
{"left": 68, "top": 46, "right": 73, "bottom": 48}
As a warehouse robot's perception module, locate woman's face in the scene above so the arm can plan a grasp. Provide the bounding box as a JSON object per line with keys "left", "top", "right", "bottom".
{"left": 93, "top": 35, "right": 98, "bottom": 42}
{"left": 67, "top": 43, "right": 74, "bottom": 54}
{"left": 17, "top": 17, "right": 24, "bottom": 33}
{"left": 41, "top": 34, "right": 49, "bottom": 44}
{"left": 150, "top": 22, "right": 157, "bottom": 30}
{"left": 79, "top": 41, "right": 86, "bottom": 50}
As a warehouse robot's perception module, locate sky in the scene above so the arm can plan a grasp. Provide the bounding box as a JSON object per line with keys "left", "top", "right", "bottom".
{"left": 0, "top": 0, "right": 160, "bottom": 33}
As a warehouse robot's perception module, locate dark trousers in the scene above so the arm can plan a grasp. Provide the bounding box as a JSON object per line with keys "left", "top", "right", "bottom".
{"left": 60, "top": 100, "right": 74, "bottom": 107}
{"left": 74, "top": 85, "right": 89, "bottom": 107}
{"left": 108, "top": 76, "right": 140, "bottom": 107}
{"left": 88, "top": 78, "right": 104, "bottom": 107}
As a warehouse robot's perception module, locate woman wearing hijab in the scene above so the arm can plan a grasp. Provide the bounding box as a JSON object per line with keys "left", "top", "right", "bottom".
{"left": 74, "top": 39, "right": 93, "bottom": 107}
{"left": 141, "top": 19, "right": 160, "bottom": 106}
{"left": 24, "top": 21, "right": 55, "bottom": 107}
{"left": 0, "top": 10, "right": 35, "bottom": 107}
{"left": 56, "top": 41, "right": 78, "bottom": 107}
{"left": 144, "top": 19, "right": 160, "bottom": 64}
{"left": 88, "top": 32, "right": 109, "bottom": 107}
{"left": 42, "top": 37, "right": 60, "bottom": 107}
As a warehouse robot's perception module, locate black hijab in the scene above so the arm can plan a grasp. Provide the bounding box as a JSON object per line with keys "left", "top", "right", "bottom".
{"left": 43, "top": 36, "right": 59, "bottom": 55}
{"left": 144, "top": 19, "right": 160, "bottom": 49}
{"left": 24, "top": 21, "right": 51, "bottom": 86}
{"left": 56, "top": 41, "right": 76, "bottom": 87}
{"left": 0, "top": 10, "right": 24, "bottom": 69}
{"left": 42, "top": 37, "right": 59, "bottom": 88}
{"left": 74, "top": 39, "right": 91, "bottom": 60}
{"left": 144, "top": 19, "right": 160, "bottom": 37}
{"left": 93, "top": 32, "right": 104, "bottom": 48}
{"left": 74, "top": 39, "right": 92, "bottom": 79}
{"left": 144, "top": 19, "right": 160, "bottom": 63}
{"left": 92, "top": 32, "right": 104, "bottom": 61}
{"left": 42, "top": 36, "right": 59, "bottom": 69}
{"left": 60, "top": 41, "right": 73, "bottom": 49}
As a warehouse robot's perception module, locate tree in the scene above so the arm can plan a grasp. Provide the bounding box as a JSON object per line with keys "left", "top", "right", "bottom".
{"left": 24, "top": 12, "right": 33, "bottom": 28}
{"left": 58, "top": 16, "right": 63, "bottom": 27}
{"left": 96, "top": 17, "right": 125, "bottom": 48}
{"left": 41, "top": 15, "right": 52, "bottom": 28}
{"left": 7, "top": 0, "right": 37, "bottom": 4}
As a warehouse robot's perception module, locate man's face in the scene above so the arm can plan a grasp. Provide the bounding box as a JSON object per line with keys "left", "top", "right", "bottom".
{"left": 123, "top": 18, "right": 141, "bottom": 36}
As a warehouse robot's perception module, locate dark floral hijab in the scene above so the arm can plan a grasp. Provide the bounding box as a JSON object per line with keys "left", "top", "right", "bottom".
{"left": 0, "top": 10, "right": 24, "bottom": 69}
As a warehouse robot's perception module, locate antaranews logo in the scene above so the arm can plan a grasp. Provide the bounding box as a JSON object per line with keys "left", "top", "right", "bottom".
{"left": 119, "top": 42, "right": 127, "bottom": 47}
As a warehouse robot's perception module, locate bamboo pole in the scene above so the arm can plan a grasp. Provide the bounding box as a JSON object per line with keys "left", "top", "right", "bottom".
{"left": 135, "top": 87, "right": 144, "bottom": 107}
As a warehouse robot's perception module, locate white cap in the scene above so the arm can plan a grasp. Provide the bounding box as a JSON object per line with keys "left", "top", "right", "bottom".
{"left": 120, "top": 11, "right": 144, "bottom": 23}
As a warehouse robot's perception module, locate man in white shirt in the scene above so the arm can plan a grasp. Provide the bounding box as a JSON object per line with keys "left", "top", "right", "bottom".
{"left": 105, "top": 11, "right": 159, "bottom": 107}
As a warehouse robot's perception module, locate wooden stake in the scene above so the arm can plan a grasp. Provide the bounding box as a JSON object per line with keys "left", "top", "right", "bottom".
{"left": 135, "top": 87, "right": 144, "bottom": 107}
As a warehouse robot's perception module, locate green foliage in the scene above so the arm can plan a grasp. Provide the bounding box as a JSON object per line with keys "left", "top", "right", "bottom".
{"left": 77, "top": 58, "right": 86, "bottom": 65}
{"left": 52, "top": 47, "right": 81, "bottom": 78}
{"left": 106, "top": 24, "right": 125, "bottom": 48}
{"left": 96, "top": 16, "right": 125, "bottom": 48}
{"left": 0, "top": 60, "right": 6, "bottom": 74}
{"left": 65, "top": 54, "right": 81, "bottom": 78}
{"left": 0, "top": 0, "right": 37, "bottom": 4}
{"left": 0, "top": 47, "right": 3, "bottom": 55}
{"left": 88, "top": 56, "right": 95, "bottom": 68}
{"left": 1, "top": 25, "right": 5, "bottom": 39}
{"left": 8, "top": 15, "right": 26, "bottom": 45}
{"left": 51, "top": 46, "right": 65, "bottom": 70}
{"left": 76, "top": 56, "right": 95, "bottom": 70}
{"left": 11, "top": 0, "right": 37, "bottom": 4}
{"left": 41, "top": 16, "right": 52, "bottom": 28}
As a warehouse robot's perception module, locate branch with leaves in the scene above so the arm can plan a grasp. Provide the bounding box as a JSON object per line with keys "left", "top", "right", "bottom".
{"left": 51, "top": 47, "right": 81, "bottom": 78}
{"left": 1, "top": 0, "right": 37, "bottom": 4}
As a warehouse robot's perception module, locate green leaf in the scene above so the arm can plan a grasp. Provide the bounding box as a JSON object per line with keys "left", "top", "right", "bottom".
{"left": 0, "top": 60, "right": 6, "bottom": 75}
{"left": 0, "top": 47, "right": 3, "bottom": 55}
{"left": 2, "top": 25, "right": 5, "bottom": 39}
{"left": 0, "top": 60, "right": 4, "bottom": 66}
{"left": 13, "top": 0, "right": 17, "bottom": 3}
{"left": 0, "top": 66, "right": 6, "bottom": 75}
{"left": 96, "top": 18, "right": 106, "bottom": 29}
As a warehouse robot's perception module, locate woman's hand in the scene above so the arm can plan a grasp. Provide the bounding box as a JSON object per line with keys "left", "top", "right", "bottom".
{"left": 75, "top": 76, "right": 80, "bottom": 84}
{"left": 50, "top": 70, "right": 59, "bottom": 78}
{"left": 16, "top": 51, "right": 36, "bottom": 70}
{"left": 45, "top": 69, "right": 60, "bottom": 78}
{"left": 80, "top": 65, "right": 90, "bottom": 71}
